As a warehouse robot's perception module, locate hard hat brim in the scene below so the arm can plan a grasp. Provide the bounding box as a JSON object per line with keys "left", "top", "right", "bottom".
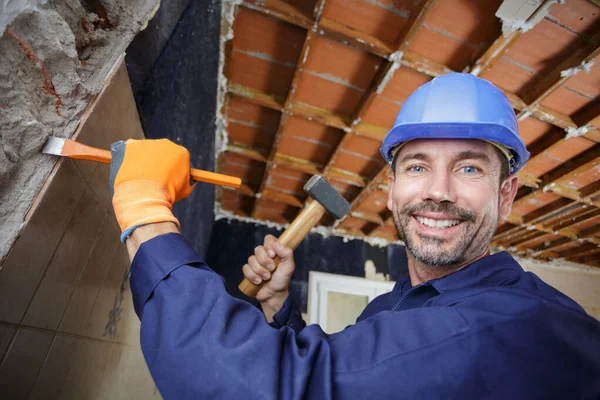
{"left": 381, "top": 122, "right": 530, "bottom": 174}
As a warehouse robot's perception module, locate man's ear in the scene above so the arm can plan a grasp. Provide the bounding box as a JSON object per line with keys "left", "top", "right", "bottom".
{"left": 387, "top": 172, "right": 395, "bottom": 211}
{"left": 498, "top": 175, "right": 519, "bottom": 222}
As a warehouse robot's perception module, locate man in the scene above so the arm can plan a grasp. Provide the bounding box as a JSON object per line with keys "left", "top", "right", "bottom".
{"left": 111, "top": 73, "right": 600, "bottom": 399}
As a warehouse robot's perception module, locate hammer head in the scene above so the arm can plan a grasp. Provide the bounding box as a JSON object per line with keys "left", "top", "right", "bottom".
{"left": 303, "top": 175, "right": 350, "bottom": 220}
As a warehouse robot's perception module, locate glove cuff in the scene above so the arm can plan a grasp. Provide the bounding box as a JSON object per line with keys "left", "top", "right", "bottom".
{"left": 112, "top": 180, "right": 180, "bottom": 241}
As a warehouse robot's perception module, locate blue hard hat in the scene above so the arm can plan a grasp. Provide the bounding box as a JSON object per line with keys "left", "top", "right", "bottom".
{"left": 380, "top": 73, "right": 530, "bottom": 174}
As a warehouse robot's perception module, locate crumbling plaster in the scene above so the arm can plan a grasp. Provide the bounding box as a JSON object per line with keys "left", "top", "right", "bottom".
{"left": 0, "top": 0, "right": 159, "bottom": 261}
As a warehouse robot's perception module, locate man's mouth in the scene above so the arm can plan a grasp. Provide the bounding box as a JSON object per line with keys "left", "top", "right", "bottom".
{"left": 414, "top": 216, "right": 462, "bottom": 229}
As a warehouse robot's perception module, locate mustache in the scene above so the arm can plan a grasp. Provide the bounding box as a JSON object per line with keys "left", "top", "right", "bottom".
{"left": 399, "top": 202, "right": 476, "bottom": 222}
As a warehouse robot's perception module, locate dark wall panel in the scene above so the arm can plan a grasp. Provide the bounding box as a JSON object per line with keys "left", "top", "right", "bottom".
{"left": 126, "top": 0, "right": 221, "bottom": 258}
{"left": 206, "top": 219, "right": 409, "bottom": 313}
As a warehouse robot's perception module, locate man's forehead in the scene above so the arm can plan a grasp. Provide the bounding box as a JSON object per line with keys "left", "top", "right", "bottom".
{"left": 396, "top": 139, "right": 495, "bottom": 159}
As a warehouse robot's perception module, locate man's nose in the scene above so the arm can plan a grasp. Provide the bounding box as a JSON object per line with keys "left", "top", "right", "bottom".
{"left": 422, "top": 170, "right": 457, "bottom": 203}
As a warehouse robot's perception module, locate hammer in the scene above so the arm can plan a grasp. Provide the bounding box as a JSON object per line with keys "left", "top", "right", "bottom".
{"left": 238, "top": 175, "right": 351, "bottom": 297}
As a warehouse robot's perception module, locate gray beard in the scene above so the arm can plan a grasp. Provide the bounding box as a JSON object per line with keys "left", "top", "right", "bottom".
{"left": 393, "top": 202, "right": 496, "bottom": 267}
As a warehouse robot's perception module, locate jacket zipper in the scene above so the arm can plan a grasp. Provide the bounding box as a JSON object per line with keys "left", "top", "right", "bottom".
{"left": 391, "top": 282, "right": 430, "bottom": 311}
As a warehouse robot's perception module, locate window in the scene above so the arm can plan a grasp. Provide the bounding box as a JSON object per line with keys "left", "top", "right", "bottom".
{"left": 307, "top": 271, "right": 395, "bottom": 334}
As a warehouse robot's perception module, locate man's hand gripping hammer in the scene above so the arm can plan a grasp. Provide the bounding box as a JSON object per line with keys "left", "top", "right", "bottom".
{"left": 238, "top": 175, "right": 351, "bottom": 297}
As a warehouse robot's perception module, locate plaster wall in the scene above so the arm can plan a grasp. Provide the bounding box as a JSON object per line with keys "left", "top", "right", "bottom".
{"left": 0, "top": 0, "right": 158, "bottom": 262}
{"left": 520, "top": 259, "right": 600, "bottom": 320}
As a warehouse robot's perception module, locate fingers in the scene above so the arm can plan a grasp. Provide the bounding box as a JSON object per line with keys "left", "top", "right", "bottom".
{"left": 243, "top": 245, "right": 276, "bottom": 285}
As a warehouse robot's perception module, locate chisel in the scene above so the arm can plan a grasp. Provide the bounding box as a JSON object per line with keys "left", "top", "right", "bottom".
{"left": 42, "top": 137, "right": 242, "bottom": 189}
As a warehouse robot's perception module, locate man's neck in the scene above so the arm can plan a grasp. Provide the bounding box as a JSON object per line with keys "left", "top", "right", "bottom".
{"left": 406, "top": 247, "right": 491, "bottom": 286}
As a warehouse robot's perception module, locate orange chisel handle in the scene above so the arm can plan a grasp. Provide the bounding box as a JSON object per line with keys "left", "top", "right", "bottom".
{"left": 60, "top": 139, "right": 242, "bottom": 189}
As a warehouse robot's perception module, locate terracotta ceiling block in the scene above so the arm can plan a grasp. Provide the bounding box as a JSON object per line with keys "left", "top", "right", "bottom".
{"left": 229, "top": 51, "right": 296, "bottom": 97}
{"left": 322, "top": 0, "right": 414, "bottom": 43}
{"left": 220, "top": 190, "right": 254, "bottom": 216}
{"left": 511, "top": 191, "right": 562, "bottom": 215}
{"left": 566, "top": 215, "right": 600, "bottom": 233}
{"left": 506, "top": 18, "right": 580, "bottom": 74}
{"left": 285, "top": 0, "right": 318, "bottom": 14}
{"left": 424, "top": 0, "right": 502, "bottom": 47}
{"left": 518, "top": 117, "right": 554, "bottom": 147}
{"left": 543, "top": 136, "right": 596, "bottom": 162}
{"left": 227, "top": 121, "right": 274, "bottom": 152}
{"left": 219, "top": 153, "right": 265, "bottom": 188}
{"left": 303, "top": 36, "right": 383, "bottom": 91}
{"left": 548, "top": 0, "right": 600, "bottom": 35}
{"left": 369, "top": 227, "right": 398, "bottom": 242}
{"left": 293, "top": 71, "right": 365, "bottom": 116}
{"left": 233, "top": 8, "right": 305, "bottom": 65}
{"left": 520, "top": 152, "right": 564, "bottom": 178}
{"left": 408, "top": 26, "right": 479, "bottom": 71}
{"left": 361, "top": 96, "right": 402, "bottom": 128}
{"left": 265, "top": 167, "right": 311, "bottom": 196}
{"left": 520, "top": 233, "right": 562, "bottom": 249}
{"left": 255, "top": 199, "right": 296, "bottom": 223}
{"left": 330, "top": 134, "right": 385, "bottom": 176}
{"left": 339, "top": 216, "right": 370, "bottom": 231}
{"left": 540, "top": 86, "right": 592, "bottom": 116}
{"left": 380, "top": 67, "right": 431, "bottom": 103}
{"left": 330, "top": 180, "right": 362, "bottom": 201}
{"left": 355, "top": 191, "right": 389, "bottom": 214}
{"left": 277, "top": 117, "right": 342, "bottom": 165}
{"left": 228, "top": 96, "right": 281, "bottom": 132}
{"left": 554, "top": 165, "right": 599, "bottom": 190}
{"left": 565, "top": 62, "right": 600, "bottom": 99}
{"left": 479, "top": 57, "right": 535, "bottom": 94}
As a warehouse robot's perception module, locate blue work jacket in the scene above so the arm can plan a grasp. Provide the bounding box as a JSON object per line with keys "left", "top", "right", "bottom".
{"left": 131, "top": 233, "right": 600, "bottom": 399}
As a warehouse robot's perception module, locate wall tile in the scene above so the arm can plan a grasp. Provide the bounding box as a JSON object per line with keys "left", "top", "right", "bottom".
{"left": 28, "top": 334, "right": 81, "bottom": 400}
{"left": 23, "top": 189, "right": 107, "bottom": 330}
{"left": 59, "top": 219, "right": 120, "bottom": 336}
{"left": 59, "top": 339, "right": 115, "bottom": 400}
{"left": 85, "top": 244, "right": 131, "bottom": 341}
{"left": 87, "top": 163, "right": 113, "bottom": 213}
{"left": 0, "top": 160, "right": 86, "bottom": 324}
{"left": 96, "top": 345, "right": 156, "bottom": 399}
{"left": 0, "top": 324, "right": 16, "bottom": 361}
{"left": 74, "top": 64, "right": 143, "bottom": 182}
{"left": 0, "top": 328, "right": 54, "bottom": 398}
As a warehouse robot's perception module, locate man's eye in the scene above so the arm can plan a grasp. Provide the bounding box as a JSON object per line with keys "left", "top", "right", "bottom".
{"left": 409, "top": 166, "right": 425, "bottom": 173}
{"left": 461, "top": 166, "right": 479, "bottom": 174}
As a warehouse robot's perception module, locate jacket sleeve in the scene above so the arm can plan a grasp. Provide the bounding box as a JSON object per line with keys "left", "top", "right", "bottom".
{"left": 130, "top": 233, "right": 471, "bottom": 400}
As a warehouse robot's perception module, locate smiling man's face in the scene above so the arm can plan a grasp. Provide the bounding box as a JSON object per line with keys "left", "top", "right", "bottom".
{"left": 387, "top": 139, "right": 518, "bottom": 268}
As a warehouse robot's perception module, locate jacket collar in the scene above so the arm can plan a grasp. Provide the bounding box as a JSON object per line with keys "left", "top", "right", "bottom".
{"left": 426, "top": 251, "right": 524, "bottom": 294}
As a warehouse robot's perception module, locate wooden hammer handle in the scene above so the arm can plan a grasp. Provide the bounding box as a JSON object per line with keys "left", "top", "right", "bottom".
{"left": 238, "top": 200, "right": 326, "bottom": 297}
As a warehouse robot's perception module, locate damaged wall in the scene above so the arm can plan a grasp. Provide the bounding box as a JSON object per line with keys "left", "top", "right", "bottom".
{"left": 0, "top": 60, "right": 160, "bottom": 399}
{"left": 0, "top": 0, "right": 159, "bottom": 262}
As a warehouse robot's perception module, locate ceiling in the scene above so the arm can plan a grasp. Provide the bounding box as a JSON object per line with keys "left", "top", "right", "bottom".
{"left": 215, "top": 0, "right": 600, "bottom": 268}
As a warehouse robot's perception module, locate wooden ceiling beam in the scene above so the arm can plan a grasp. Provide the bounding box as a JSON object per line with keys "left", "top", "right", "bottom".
{"left": 241, "top": 0, "right": 313, "bottom": 29}
{"left": 521, "top": 32, "right": 600, "bottom": 106}
{"left": 566, "top": 247, "right": 600, "bottom": 264}
{"left": 228, "top": 82, "right": 284, "bottom": 111}
{"left": 334, "top": 166, "right": 390, "bottom": 228}
{"left": 468, "top": 30, "right": 522, "bottom": 77}
{"left": 225, "top": 142, "right": 269, "bottom": 163}
{"left": 318, "top": 16, "right": 393, "bottom": 58}
{"left": 350, "top": 0, "right": 438, "bottom": 126}
{"left": 240, "top": 1, "right": 578, "bottom": 136}
{"left": 224, "top": 142, "right": 368, "bottom": 189}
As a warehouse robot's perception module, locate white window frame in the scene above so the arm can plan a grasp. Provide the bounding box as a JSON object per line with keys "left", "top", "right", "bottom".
{"left": 307, "top": 271, "right": 396, "bottom": 328}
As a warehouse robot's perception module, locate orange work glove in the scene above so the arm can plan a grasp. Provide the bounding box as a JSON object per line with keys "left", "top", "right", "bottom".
{"left": 109, "top": 139, "right": 195, "bottom": 242}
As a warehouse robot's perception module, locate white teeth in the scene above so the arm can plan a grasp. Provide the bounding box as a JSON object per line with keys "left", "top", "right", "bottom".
{"left": 415, "top": 216, "right": 460, "bottom": 229}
